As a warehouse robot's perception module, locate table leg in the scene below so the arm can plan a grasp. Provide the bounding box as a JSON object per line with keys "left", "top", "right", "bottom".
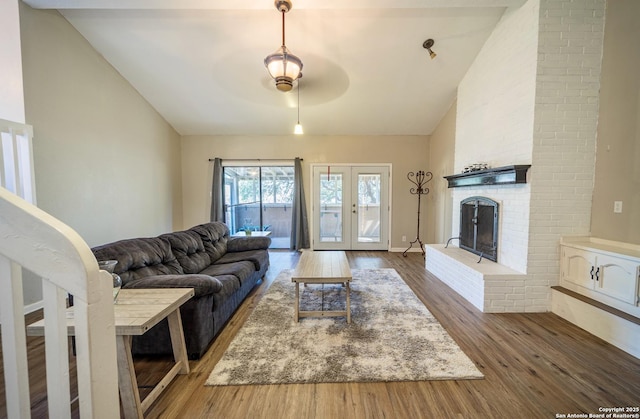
{"left": 295, "top": 282, "right": 300, "bottom": 322}
{"left": 116, "top": 336, "right": 143, "bottom": 419}
{"left": 140, "top": 309, "right": 191, "bottom": 413}
{"left": 346, "top": 282, "right": 351, "bottom": 324}
{"left": 167, "top": 309, "right": 189, "bottom": 374}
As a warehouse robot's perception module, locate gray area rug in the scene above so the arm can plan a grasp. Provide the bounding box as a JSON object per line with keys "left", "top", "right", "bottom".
{"left": 206, "top": 268, "right": 483, "bottom": 386}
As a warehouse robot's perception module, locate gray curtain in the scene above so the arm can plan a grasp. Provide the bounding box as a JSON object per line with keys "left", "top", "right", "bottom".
{"left": 210, "top": 158, "right": 224, "bottom": 222}
{"left": 290, "top": 157, "right": 310, "bottom": 250}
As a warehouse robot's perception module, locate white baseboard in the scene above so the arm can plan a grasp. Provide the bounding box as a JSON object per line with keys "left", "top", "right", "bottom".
{"left": 24, "top": 300, "right": 43, "bottom": 315}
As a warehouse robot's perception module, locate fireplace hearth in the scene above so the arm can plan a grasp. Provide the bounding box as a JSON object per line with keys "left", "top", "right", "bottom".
{"left": 460, "top": 197, "right": 499, "bottom": 262}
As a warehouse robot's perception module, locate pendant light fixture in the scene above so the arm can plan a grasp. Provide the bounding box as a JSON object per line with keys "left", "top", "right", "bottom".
{"left": 294, "top": 78, "right": 303, "bottom": 134}
{"left": 264, "top": 0, "right": 303, "bottom": 92}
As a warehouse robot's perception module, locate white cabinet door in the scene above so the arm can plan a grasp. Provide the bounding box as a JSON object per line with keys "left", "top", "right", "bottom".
{"left": 596, "top": 254, "right": 639, "bottom": 305}
{"left": 561, "top": 246, "right": 596, "bottom": 290}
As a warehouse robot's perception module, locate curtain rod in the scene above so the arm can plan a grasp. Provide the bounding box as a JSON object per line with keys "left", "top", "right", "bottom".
{"left": 208, "top": 158, "right": 303, "bottom": 162}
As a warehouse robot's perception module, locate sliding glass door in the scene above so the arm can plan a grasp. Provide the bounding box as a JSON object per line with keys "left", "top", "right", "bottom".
{"left": 223, "top": 165, "right": 294, "bottom": 248}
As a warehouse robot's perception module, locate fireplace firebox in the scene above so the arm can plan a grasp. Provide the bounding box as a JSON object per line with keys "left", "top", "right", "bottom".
{"left": 460, "top": 197, "right": 499, "bottom": 262}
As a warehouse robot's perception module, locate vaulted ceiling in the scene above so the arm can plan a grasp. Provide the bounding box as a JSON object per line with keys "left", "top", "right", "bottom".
{"left": 23, "top": 0, "right": 525, "bottom": 136}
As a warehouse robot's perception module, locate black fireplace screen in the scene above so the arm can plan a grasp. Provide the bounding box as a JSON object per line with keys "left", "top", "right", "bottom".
{"left": 460, "top": 197, "right": 499, "bottom": 262}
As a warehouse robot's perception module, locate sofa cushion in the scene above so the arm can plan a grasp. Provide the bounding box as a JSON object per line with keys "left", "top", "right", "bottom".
{"left": 213, "top": 274, "right": 241, "bottom": 294}
{"left": 160, "top": 231, "right": 211, "bottom": 274}
{"left": 123, "top": 274, "right": 222, "bottom": 297}
{"left": 215, "top": 249, "right": 270, "bottom": 272}
{"left": 199, "top": 261, "right": 255, "bottom": 286}
{"left": 189, "top": 222, "right": 229, "bottom": 264}
{"left": 211, "top": 274, "right": 241, "bottom": 311}
{"left": 92, "top": 237, "right": 183, "bottom": 285}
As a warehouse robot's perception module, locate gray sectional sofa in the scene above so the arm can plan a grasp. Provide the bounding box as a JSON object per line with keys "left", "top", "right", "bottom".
{"left": 91, "top": 222, "right": 270, "bottom": 359}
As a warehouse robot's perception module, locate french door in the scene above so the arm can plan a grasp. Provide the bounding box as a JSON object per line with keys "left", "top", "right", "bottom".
{"left": 312, "top": 165, "right": 390, "bottom": 250}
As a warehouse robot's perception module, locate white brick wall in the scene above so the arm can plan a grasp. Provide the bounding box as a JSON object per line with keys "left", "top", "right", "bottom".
{"left": 426, "top": 245, "right": 485, "bottom": 311}
{"left": 528, "top": 0, "right": 605, "bottom": 311}
{"left": 435, "top": 0, "right": 605, "bottom": 313}
{"left": 454, "top": 0, "right": 539, "bottom": 274}
{"left": 455, "top": 1, "right": 539, "bottom": 172}
{"left": 426, "top": 245, "right": 528, "bottom": 313}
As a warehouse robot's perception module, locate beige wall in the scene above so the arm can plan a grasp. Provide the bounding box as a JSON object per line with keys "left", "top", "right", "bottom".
{"left": 0, "top": 0, "right": 24, "bottom": 123}
{"left": 590, "top": 0, "right": 640, "bottom": 244}
{"left": 427, "top": 100, "right": 456, "bottom": 244}
{"left": 180, "top": 135, "right": 430, "bottom": 249}
{"left": 20, "top": 4, "right": 183, "bottom": 247}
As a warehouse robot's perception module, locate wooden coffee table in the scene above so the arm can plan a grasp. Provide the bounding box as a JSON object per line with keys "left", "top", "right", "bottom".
{"left": 27, "top": 288, "right": 194, "bottom": 419}
{"left": 291, "top": 251, "right": 352, "bottom": 323}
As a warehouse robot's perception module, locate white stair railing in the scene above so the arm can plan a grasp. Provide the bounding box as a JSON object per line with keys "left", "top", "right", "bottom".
{"left": 0, "top": 187, "right": 119, "bottom": 418}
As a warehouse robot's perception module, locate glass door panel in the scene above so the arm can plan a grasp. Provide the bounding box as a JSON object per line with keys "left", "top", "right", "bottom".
{"left": 319, "top": 173, "right": 343, "bottom": 243}
{"left": 224, "top": 167, "right": 261, "bottom": 234}
{"left": 356, "top": 174, "right": 381, "bottom": 243}
{"left": 260, "top": 166, "right": 294, "bottom": 248}
{"left": 313, "top": 166, "right": 351, "bottom": 249}
{"left": 352, "top": 167, "right": 388, "bottom": 250}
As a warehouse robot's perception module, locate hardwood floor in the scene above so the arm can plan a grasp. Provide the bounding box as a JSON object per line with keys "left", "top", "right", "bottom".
{"left": 2, "top": 250, "right": 640, "bottom": 418}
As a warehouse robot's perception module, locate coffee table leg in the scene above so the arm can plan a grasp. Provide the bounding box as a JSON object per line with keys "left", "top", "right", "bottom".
{"left": 346, "top": 282, "right": 351, "bottom": 324}
{"left": 116, "top": 336, "right": 143, "bottom": 419}
{"left": 295, "top": 281, "right": 300, "bottom": 322}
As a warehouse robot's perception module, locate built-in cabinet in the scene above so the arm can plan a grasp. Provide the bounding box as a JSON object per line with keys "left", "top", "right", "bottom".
{"left": 560, "top": 237, "right": 640, "bottom": 317}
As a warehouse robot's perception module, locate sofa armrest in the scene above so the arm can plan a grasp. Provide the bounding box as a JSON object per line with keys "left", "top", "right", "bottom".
{"left": 124, "top": 274, "right": 223, "bottom": 297}
{"left": 227, "top": 236, "right": 271, "bottom": 252}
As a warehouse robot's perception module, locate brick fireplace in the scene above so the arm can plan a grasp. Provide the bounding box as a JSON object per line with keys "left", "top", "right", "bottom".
{"left": 426, "top": 166, "right": 530, "bottom": 313}
{"left": 426, "top": 0, "right": 604, "bottom": 314}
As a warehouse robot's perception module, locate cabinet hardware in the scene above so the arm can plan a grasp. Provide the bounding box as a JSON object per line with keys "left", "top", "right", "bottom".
{"left": 590, "top": 266, "right": 595, "bottom": 280}
{"left": 595, "top": 266, "right": 600, "bottom": 282}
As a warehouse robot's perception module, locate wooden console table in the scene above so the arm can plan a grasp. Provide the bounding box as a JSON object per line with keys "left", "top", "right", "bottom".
{"left": 27, "top": 288, "right": 194, "bottom": 419}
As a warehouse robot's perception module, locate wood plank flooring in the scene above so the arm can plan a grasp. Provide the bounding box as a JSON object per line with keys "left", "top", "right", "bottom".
{"left": 2, "top": 250, "right": 640, "bottom": 418}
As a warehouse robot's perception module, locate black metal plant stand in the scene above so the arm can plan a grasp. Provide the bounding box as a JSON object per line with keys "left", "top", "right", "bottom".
{"left": 403, "top": 170, "right": 433, "bottom": 257}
